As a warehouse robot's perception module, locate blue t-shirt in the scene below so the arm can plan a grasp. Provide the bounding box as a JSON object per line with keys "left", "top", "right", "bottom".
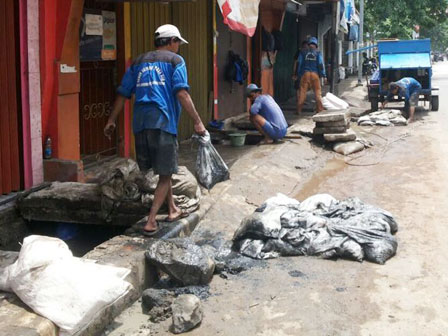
{"left": 250, "top": 95, "right": 288, "bottom": 131}
{"left": 387, "top": 77, "right": 422, "bottom": 102}
{"left": 117, "top": 50, "right": 190, "bottom": 135}
{"left": 297, "top": 49, "right": 326, "bottom": 78}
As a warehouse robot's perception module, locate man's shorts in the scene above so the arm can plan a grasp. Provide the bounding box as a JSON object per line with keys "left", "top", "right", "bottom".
{"left": 408, "top": 91, "right": 420, "bottom": 107}
{"left": 262, "top": 121, "right": 287, "bottom": 140}
{"left": 135, "top": 129, "right": 178, "bottom": 176}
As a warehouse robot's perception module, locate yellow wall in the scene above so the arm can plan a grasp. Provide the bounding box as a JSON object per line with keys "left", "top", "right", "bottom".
{"left": 129, "top": 0, "right": 212, "bottom": 140}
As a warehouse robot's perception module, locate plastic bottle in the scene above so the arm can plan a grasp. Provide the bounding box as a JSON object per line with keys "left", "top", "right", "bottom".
{"left": 44, "top": 136, "right": 52, "bottom": 159}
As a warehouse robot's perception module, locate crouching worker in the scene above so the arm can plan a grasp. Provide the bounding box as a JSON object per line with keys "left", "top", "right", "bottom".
{"left": 246, "top": 84, "right": 288, "bottom": 144}
{"left": 382, "top": 77, "right": 422, "bottom": 123}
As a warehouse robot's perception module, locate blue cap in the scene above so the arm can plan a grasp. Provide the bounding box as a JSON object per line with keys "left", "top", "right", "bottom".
{"left": 246, "top": 83, "right": 262, "bottom": 97}
{"left": 309, "top": 37, "right": 318, "bottom": 46}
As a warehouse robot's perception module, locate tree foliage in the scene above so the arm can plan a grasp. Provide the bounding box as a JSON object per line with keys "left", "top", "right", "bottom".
{"left": 363, "top": 0, "right": 448, "bottom": 42}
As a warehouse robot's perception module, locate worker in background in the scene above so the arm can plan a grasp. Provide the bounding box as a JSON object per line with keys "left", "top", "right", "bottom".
{"left": 104, "top": 24, "right": 206, "bottom": 236}
{"left": 296, "top": 37, "right": 327, "bottom": 115}
{"left": 382, "top": 77, "right": 422, "bottom": 123}
{"left": 246, "top": 84, "right": 288, "bottom": 144}
{"left": 292, "top": 40, "right": 310, "bottom": 90}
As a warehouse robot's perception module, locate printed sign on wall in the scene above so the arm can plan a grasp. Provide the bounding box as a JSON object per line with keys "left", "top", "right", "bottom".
{"left": 101, "top": 11, "right": 117, "bottom": 60}
{"left": 80, "top": 10, "right": 116, "bottom": 61}
{"left": 85, "top": 14, "right": 103, "bottom": 36}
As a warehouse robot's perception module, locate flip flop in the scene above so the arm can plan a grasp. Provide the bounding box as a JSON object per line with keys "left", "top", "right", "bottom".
{"left": 142, "top": 221, "right": 160, "bottom": 237}
{"left": 164, "top": 211, "right": 189, "bottom": 223}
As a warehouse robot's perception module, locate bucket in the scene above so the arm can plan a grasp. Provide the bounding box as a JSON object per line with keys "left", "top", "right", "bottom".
{"left": 229, "top": 133, "right": 246, "bottom": 147}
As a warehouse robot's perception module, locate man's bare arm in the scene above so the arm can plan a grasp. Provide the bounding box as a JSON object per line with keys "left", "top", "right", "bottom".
{"left": 176, "top": 89, "right": 206, "bottom": 135}
{"left": 104, "top": 95, "right": 126, "bottom": 139}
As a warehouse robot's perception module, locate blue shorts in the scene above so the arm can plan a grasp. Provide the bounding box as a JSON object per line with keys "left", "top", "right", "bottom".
{"left": 262, "top": 121, "right": 287, "bottom": 140}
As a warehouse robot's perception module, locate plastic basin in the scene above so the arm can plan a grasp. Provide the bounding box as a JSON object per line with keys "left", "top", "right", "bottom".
{"left": 229, "top": 133, "right": 246, "bottom": 147}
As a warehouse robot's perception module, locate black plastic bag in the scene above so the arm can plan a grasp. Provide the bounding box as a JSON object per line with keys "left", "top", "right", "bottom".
{"left": 192, "top": 131, "right": 229, "bottom": 189}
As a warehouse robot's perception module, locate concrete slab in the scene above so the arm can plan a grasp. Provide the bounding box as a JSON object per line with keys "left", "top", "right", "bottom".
{"left": 17, "top": 182, "right": 149, "bottom": 226}
{"left": 0, "top": 293, "right": 58, "bottom": 336}
{"left": 316, "top": 119, "right": 349, "bottom": 127}
{"left": 313, "top": 126, "right": 349, "bottom": 135}
{"left": 324, "top": 129, "right": 357, "bottom": 142}
{"left": 312, "top": 110, "right": 350, "bottom": 123}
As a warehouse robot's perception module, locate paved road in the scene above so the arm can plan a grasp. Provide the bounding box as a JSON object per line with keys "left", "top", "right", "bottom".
{"left": 107, "top": 63, "right": 448, "bottom": 336}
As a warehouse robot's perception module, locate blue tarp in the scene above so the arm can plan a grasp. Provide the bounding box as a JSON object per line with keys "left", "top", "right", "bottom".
{"left": 380, "top": 53, "right": 431, "bottom": 69}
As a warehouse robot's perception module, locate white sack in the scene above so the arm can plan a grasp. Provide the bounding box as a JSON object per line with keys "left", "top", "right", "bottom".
{"left": 2, "top": 235, "right": 132, "bottom": 335}
{"left": 325, "top": 92, "right": 350, "bottom": 110}
{"left": 322, "top": 97, "right": 340, "bottom": 111}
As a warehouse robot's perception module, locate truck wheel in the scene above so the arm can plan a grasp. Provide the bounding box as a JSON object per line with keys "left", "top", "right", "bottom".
{"left": 431, "top": 95, "right": 439, "bottom": 111}
{"left": 371, "top": 98, "right": 379, "bottom": 112}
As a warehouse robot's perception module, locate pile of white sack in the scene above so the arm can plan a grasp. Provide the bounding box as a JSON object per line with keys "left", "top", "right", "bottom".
{"left": 358, "top": 109, "right": 408, "bottom": 126}
{"left": 0, "top": 235, "right": 132, "bottom": 335}
{"left": 322, "top": 92, "right": 350, "bottom": 111}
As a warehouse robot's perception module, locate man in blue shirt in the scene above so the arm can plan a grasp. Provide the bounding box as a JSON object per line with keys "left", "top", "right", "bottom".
{"left": 246, "top": 84, "right": 288, "bottom": 144}
{"left": 382, "top": 77, "right": 422, "bottom": 123}
{"left": 104, "top": 24, "right": 206, "bottom": 235}
{"left": 296, "top": 37, "right": 327, "bottom": 115}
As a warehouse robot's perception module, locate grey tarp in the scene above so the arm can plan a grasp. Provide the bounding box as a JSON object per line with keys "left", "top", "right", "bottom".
{"left": 100, "top": 159, "right": 201, "bottom": 222}
{"left": 233, "top": 193, "right": 398, "bottom": 264}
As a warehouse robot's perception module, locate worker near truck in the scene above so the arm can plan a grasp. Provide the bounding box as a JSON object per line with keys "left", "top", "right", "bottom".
{"left": 382, "top": 77, "right": 422, "bottom": 123}
{"left": 296, "top": 37, "right": 327, "bottom": 115}
{"left": 104, "top": 24, "right": 206, "bottom": 236}
{"left": 246, "top": 84, "right": 288, "bottom": 144}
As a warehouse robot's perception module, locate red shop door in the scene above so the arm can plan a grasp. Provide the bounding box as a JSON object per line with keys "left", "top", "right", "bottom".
{"left": 79, "top": 0, "right": 118, "bottom": 164}
{"left": 0, "top": 0, "right": 21, "bottom": 194}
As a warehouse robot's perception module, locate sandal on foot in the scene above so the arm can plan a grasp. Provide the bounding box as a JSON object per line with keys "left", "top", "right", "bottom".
{"left": 142, "top": 222, "right": 160, "bottom": 237}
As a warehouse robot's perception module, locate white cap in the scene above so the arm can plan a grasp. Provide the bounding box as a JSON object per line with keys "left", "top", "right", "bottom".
{"left": 155, "top": 24, "right": 188, "bottom": 44}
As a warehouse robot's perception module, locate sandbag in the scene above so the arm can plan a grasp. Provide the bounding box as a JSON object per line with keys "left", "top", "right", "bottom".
{"left": 100, "top": 159, "right": 201, "bottom": 221}
{"left": 358, "top": 109, "right": 408, "bottom": 127}
{"left": 325, "top": 92, "right": 349, "bottom": 110}
{"left": 333, "top": 141, "right": 365, "bottom": 155}
{"left": 1, "top": 235, "right": 132, "bottom": 335}
{"left": 193, "top": 131, "right": 230, "bottom": 190}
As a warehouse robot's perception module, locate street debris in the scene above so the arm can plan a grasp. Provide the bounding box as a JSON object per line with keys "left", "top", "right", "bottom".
{"left": 0, "top": 235, "right": 132, "bottom": 335}
{"left": 358, "top": 109, "right": 408, "bottom": 127}
{"left": 142, "top": 288, "right": 175, "bottom": 322}
{"left": 145, "top": 238, "right": 215, "bottom": 286}
{"left": 232, "top": 193, "right": 398, "bottom": 264}
{"left": 171, "top": 294, "right": 203, "bottom": 334}
{"left": 100, "top": 159, "right": 201, "bottom": 222}
{"left": 312, "top": 110, "right": 355, "bottom": 142}
{"left": 199, "top": 239, "right": 266, "bottom": 275}
{"left": 312, "top": 109, "right": 368, "bottom": 155}
{"left": 192, "top": 131, "right": 230, "bottom": 190}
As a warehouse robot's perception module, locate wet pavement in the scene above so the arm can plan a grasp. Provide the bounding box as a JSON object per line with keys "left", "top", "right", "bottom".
{"left": 106, "top": 64, "right": 448, "bottom": 335}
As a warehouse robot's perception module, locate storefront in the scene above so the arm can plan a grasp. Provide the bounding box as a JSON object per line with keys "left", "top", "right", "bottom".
{"left": 39, "top": 0, "right": 213, "bottom": 181}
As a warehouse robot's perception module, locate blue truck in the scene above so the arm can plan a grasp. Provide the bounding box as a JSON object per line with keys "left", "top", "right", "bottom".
{"left": 368, "top": 39, "right": 439, "bottom": 112}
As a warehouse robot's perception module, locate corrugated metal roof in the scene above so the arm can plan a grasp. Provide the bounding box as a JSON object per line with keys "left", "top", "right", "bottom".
{"left": 380, "top": 53, "right": 431, "bottom": 69}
